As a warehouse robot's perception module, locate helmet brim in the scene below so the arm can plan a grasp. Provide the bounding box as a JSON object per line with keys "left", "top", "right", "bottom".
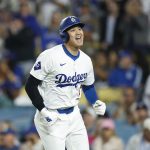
{"left": 63, "top": 23, "right": 85, "bottom": 32}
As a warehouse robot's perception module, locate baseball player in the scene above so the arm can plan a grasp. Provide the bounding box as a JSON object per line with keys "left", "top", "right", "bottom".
{"left": 25, "top": 16, "right": 106, "bottom": 150}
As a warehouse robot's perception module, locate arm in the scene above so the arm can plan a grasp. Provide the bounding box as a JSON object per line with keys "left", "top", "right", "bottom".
{"left": 25, "top": 74, "right": 45, "bottom": 111}
{"left": 25, "top": 74, "right": 58, "bottom": 122}
{"left": 26, "top": 51, "right": 59, "bottom": 123}
{"left": 82, "top": 84, "right": 98, "bottom": 105}
{"left": 82, "top": 84, "right": 106, "bottom": 115}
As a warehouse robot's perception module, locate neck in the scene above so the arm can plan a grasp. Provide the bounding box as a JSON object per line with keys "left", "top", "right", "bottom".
{"left": 102, "top": 137, "right": 110, "bottom": 143}
{"left": 64, "top": 43, "right": 79, "bottom": 56}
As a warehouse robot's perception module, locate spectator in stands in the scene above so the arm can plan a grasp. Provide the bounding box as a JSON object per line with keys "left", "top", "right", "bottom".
{"left": 92, "top": 118, "right": 124, "bottom": 150}
{"left": 82, "top": 107, "right": 97, "bottom": 149}
{"left": 0, "top": 54, "right": 22, "bottom": 101}
{"left": 82, "top": 25, "right": 99, "bottom": 56}
{"left": 0, "top": 121, "right": 13, "bottom": 133}
{"left": 5, "top": 52, "right": 24, "bottom": 83}
{"left": 79, "top": 3, "right": 98, "bottom": 30}
{"left": 120, "top": 0, "right": 149, "bottom": 50}
{"left": 15, "top": 2, "right": 41, "bottom": 37}
{"left": 111, "top": 87, "right": 137, "bottom": 120}
{"left": 126, "top": 117, "right": 150, "bottom": 150}
{"left": 4, "top": 17, "right": 35, "bottom": 76}
{"left": 41, "top": 11, "right": 62, "bottom": 50}
{"left": 108, "top": 49, "right": 118, "bottom": 70}
{"left": 134, "top": 102, "right": 149, "bottom": 130}
{"left": 15, "top": 1, "right": 42, "bottom": 62}
{"left": 94, "top": 50, "right": 109, "bottom": 88}
{"left": 133, "top": 50, "right": 150, "bottom": 85}
{"left": 0, "top": 128, "right": 20, "bottom": 150}
{"left": 20, "top": 125, "right": 43, "bottom": 150}
{"left": 38, "top": 0, "right": 70, "bottom": 27}
{"left": 108, "top": 50, "right": 143, "bottom": 89}
{"left": 99, "top": 0, "right": 123, "bottom": 49}
{"left": 108, "top": 87, "right": 140, "bottom": 144}
{"left": 141, "top": 0, "right": 150, "bottom": 48}
{"left": 143, "top": 74, "right": 150, "bottom": 110}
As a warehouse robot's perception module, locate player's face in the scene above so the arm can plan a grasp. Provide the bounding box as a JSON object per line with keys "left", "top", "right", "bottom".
{"left": 67, "top": 26, "right": 84, "bottom": 48}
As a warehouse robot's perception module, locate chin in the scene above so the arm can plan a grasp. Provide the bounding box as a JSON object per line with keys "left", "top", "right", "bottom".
{"left": 69, "top": 40, "right": 83, "bottom": 48}
{"left": 76, "top": 44, "right": 83, "bottom": 49}
{"left": 78, "top": 43, "right": 83, "bottom": 46}
{"left": 76, "top": 41, "right": 83, "bottom": 47}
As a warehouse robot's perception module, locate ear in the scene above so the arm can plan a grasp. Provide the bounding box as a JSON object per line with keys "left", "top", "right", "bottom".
{"left": 60, "top": 32, "right": 69, "bottom": 43}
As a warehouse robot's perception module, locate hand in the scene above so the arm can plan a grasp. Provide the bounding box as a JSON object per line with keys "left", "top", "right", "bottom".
{"left": 40, "top": 107, "right": 58, "bottom": 123}
{"left": 93, "top": 100, "right": 106, "bottom": 115}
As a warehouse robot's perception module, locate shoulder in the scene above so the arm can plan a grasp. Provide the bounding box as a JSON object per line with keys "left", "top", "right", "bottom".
{"left": 40, "top": 44, "right": 63, "bottom": 57}
{"left": 111, "top": 136, "right": 123, "bottom": 144}
{"left": 126, "top": 133, "right": 142, "bottom": 149}
{"left": 92, "top": 137, "right": 103, "bottom": 149}
{"left": 108, "top": 136, "right": 124, "bottom": 149}
{"left": 128, "top": 133, "right": 142, "bottom": 143}
{"left": 80, "top": 50, "right": 92, "bottom": 62}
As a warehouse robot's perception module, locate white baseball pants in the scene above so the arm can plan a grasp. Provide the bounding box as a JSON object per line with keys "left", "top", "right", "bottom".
{"left": 34, "top": 106, "right": 89, "bottom": 150}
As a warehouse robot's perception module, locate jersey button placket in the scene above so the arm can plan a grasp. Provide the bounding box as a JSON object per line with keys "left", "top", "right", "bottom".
{"left": 71, "top": 61, "right": 77, "bottom": 97}
{"left": 73, "top": 62, "right": 76, "bottom": 71}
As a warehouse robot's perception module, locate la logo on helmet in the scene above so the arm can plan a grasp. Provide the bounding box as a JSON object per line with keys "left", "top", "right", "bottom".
{"left": 70, "top": 17, "right": 76, "bottom": 22}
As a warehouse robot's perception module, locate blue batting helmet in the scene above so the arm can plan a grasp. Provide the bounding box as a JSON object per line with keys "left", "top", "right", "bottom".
{"left": 59, "top": 16, "right": 85, "bottom": 43}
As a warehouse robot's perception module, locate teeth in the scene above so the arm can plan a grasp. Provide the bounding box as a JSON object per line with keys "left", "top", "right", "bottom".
{"left": 76, "top": 37, "right": 81, "bottom": 39}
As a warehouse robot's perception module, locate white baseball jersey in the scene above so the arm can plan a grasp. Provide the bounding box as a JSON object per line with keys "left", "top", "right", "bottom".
{"left": 30, "top": 44, "right": 94, "bottom": 109}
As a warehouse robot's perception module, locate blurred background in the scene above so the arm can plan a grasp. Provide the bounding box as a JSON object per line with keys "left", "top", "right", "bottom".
{"left": 0, "top": 0, "right": 150, "bottom": 149}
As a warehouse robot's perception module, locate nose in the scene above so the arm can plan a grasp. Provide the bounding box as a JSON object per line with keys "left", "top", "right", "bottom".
{"left": 76, "top": 29, "right": 82, "bottom": 35}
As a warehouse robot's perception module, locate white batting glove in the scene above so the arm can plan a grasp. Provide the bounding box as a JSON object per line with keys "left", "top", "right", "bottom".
{"left": 93, "top": 100, "right": 106, "bottom": 115}
{"left": 41, "top": 107, "right": 58, "bottom": 123}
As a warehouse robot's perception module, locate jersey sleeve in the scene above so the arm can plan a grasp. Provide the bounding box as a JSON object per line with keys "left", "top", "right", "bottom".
{"left": 83, "top": 58, "right": 95, "bottom": 86}
{"left": 30, "top": 52, "right": 52, "bottom": 80}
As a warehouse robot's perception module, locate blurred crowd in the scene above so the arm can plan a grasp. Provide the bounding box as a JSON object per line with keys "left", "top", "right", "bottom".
{"left": 0, "top": 0, "right": 150, "bottom": 150}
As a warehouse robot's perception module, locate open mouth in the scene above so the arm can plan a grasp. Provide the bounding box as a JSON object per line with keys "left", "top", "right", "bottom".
{"left": 75, "top": 36, "right": 82, "bottom": 41}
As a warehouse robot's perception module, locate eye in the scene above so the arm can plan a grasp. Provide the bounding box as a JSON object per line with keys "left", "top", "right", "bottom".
{"left": 70, "top": 29, "right": 75, "bottom": 32}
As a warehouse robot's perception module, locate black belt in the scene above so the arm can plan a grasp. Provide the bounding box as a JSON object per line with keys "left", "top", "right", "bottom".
{"left": 57, "top": 107, "right": 74, "bottom": 114}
